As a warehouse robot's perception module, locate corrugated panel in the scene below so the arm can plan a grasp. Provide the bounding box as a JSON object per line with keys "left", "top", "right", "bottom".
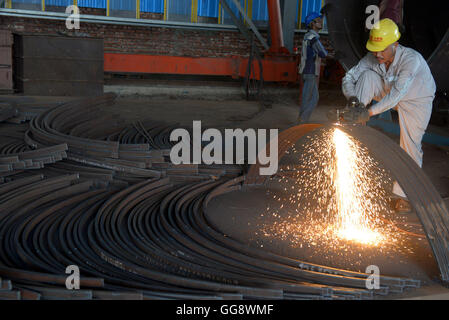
{"left": 168, "top": 0, "right": 191, "bottom": 16}
{"left": 221, "top": 0, "right": 244, "bottom": 24}
{"left": 198, "top": 0, "right": 219, "bottom": 18}
{"left": 9, "top": 0, "right": 325, "bottom": 28}
{"left": 11, "top": 0, "right": 41, "bottom": 11}
{"left": 252, "top": 0, "right": 268, "bottom": 21}
{"left": 141, "top": 0, "right": 164, "bottom": 13}
{"left": 78, "top": 0, "right": 106, "bottom": 9}
{"left": 300, "top": 0, "right": 322, "bottom": 22}
{"left": 109, "top": 0, "right": 135, "bottom": 11}
{"left": 11, "top": 0, "right": 41, "bottom": 6}
{"left": 45, "top": 0, "right": 73, "bottom": 7}
{"left": 11, "top": 0, "right": 40, "bottom": 3}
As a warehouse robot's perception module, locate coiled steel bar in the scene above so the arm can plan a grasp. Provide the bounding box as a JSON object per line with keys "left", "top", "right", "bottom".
{"left": 0, "top": 172, "right": 422, "bottom": 300}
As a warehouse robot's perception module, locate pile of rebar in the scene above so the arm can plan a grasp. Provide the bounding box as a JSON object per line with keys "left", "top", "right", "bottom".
{"left": 0, "top": 94, "right": 241, "bottom": 187}
{"left": 0, "top": 102, "right": 18, "bottom": 123}
{"left": 247, "top": 123, "right": 449, "bottom": 284}
{"left": 0, "top": 123, "right": 67, "bottom": 175}
{"left": 0, "top": 94, "right": 434, "bottom": 300}
{"left": 0, "top": 174, "right": 421, "bottom": 300}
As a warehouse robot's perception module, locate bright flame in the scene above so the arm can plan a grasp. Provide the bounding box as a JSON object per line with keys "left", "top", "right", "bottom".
{"left": 332, "top": 128, "right": 384, "bottom": 245}
{"left": 261, "top": 127, "right": 410, "bottom": 265}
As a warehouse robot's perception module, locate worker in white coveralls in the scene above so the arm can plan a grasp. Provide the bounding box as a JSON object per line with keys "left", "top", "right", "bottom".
{"left": 341, "top": 18, "right": 436, "bottom": 213}
{"left": 298, "top": 12, "right": 328, "bottom": 123}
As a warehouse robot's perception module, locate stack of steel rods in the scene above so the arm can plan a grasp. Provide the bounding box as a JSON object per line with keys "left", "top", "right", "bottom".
{"left": 0, "top": 123, "right": 68, "bottom": 174}
{"left": 0, "top": 144, "right": 68, "bottom": 173}
{"left": 0, "top": 102, "right": 18, "bottom": 123}
{"left": 0, "top": 277, "right": 19, "bottom": 300}
{"left": 340, "top": 125, "right": 449, "bottom": 282}
{"left": 0, "top": 96, "right": 61, "bottom": 124}
{"left": 246, "top": 123, "right": 449, "bottom": 285}
{"left": 0, "top": 94, "right": 242, "bottom": 185}
{"left": 4, "top": 103, "right": 58, "bottom": 124}
{"left": 0, "top": 174, "right": 421, "bottom": 300}
{"left": 23, "top": 94, "right": 241, "bottom": 184}
{"left": 0, "top": 96, "right": 430, "bottom": 300}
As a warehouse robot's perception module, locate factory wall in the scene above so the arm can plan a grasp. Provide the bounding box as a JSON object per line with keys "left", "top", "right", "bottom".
{"left": 3, "top": 0, "right": 325, "bottom": 29}
{"left": 0, "top": 14, "right": 334, "bottom": 59}
{"left": 0, "top": 1, "right": 341, "bottom": 84}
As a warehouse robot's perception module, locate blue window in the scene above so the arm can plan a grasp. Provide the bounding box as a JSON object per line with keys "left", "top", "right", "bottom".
{"left": 252, "top": 0, "right": 268, "bottom": 22}
{"left": 78, "top": 0, "right": 106, "bottom": 9}
{"left": 3, "top": 0, "right": 325, "bottom": 29}
{"left": 140, "top": 0, "right": 164, "bottom": 13}
{"left": 198, "top": 0, "right": 218, "bottom": 18}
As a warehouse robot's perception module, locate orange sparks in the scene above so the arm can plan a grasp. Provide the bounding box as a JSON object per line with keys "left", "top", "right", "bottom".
{"left": 331, "top": 128, "right": 384, "bottom": 246}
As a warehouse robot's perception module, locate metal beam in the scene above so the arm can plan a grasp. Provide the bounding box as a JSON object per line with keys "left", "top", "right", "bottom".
{"left": 280, "top": 0, "right": 295, "bottom": 53}
{"left": 219, "top": 0, "right": 269, "bottom": 51}
{"left": 267, "top": 0, "right": 284, "bottom": 53}
{"left": 104, "top": 53, "right": 297, "bottom": 82}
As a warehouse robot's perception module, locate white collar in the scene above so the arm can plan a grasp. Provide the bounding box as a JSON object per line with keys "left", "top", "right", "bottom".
{"left": 307, "top": 30, "right": 320, "bottom": 37}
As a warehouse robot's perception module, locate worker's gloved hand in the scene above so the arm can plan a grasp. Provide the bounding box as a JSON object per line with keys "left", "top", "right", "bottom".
{"left": 347, "top": 96, "right": 360, "bottom": 107}
{"left": 348, "top": 96, "right": 367, "bottom": 109}
{"left": 344, "top": 107, "right": 370, "bottom": 123}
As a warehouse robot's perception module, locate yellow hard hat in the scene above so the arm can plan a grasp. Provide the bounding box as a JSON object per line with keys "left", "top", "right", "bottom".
{"left": 366, "top": 18, "right": 401, "bottom": 52}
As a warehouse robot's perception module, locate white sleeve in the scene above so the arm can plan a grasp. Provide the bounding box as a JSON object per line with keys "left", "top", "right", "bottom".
{"left": 342, "top": 55, "right": 372, "bottom": 99}
{"left": 370, "top": 53, "right": 420, "bottom": 115}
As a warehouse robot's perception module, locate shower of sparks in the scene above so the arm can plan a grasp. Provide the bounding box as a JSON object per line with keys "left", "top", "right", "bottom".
{"left": 331, "top": 128, "right": 384, "bottom": 245}
{"left": 258, "top": 127, "right": 421, "bottom": 267}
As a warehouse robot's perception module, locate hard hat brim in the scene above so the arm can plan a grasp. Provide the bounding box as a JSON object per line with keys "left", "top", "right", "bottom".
{"left": 366, "top": 40, "right": 389, "bottom": 52}
{"left": 366, "top": 30, "right": 401, "bottom": 52}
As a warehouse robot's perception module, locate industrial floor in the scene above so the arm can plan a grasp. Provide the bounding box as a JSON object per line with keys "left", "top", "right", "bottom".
{"left": 107, "top": 86, "right": 449, "bottom": 299}
{"left": 105, "top": 86, "right": 449, "bottom": 196}
{"left": 2, "top": 82, "right": 449, "bottom": 299}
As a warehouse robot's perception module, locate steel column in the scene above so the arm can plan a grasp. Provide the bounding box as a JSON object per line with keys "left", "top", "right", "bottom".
{"left": 267, "top": 0, "right": 284, "bottom": 53}
{"left": 280, "top": 0, "right": 296, "bottom": 53}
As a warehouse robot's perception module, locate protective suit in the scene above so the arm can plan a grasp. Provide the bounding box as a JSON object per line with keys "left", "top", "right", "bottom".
{"left": 342, "top": 44, "right": 436, "bottom": 197}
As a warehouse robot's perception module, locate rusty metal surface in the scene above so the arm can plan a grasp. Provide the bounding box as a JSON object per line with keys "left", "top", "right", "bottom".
{"left": 13, "top": 34, "right": 104, "bottom": 96}
{"left": 0, "top": 29, "right": 13, "bottom": 93}
{"left": 0, "top": 29, "right": 13, "bottom": 47}
{"left": 0, "top": 174, "right": 420, "bottom": 300}
{"left": 245, "top": 123, "right": 323, "bottom": 185}
{"left": 340, "top": 124, "right": 449, "bottom": 281}
{"left": 104, "top": 53, "right": 298, "bottom": 83}
{"left": 0, "top": 96, "right": 436, "bottom": 300}
{"left": 0, "top": 67, "right": 13, "bottom": 92}
{"left": 246, "top": 123, "right": 449, "bottom": 282}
